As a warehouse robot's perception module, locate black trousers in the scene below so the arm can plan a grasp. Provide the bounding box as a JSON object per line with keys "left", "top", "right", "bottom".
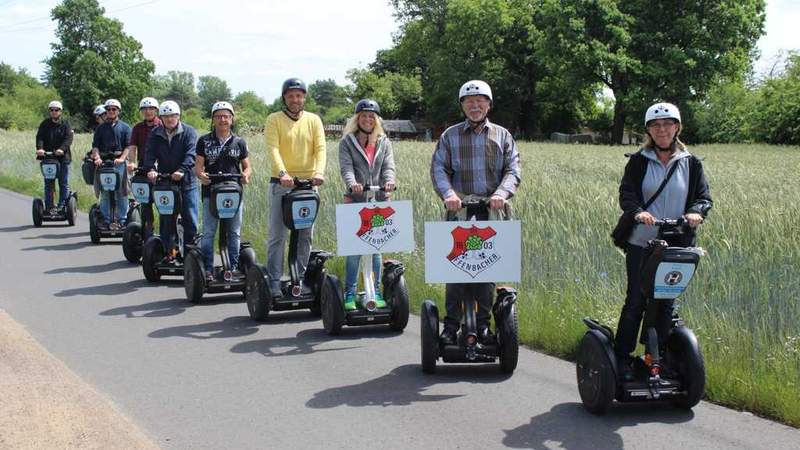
{"left": 614, "top": 244, "right": 675, "bottom": 357}
{"left": 444, "top": 283, "right": 495, "bottom": 330}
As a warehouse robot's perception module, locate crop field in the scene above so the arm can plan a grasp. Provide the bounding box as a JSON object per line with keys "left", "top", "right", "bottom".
{"left": 1, "top": 129, "right": 798, "bottom": 426}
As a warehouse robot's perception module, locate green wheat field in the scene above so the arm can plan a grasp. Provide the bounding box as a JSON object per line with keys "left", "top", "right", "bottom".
{"left": 1, "top": 129, "right": 798, "bottom": 426}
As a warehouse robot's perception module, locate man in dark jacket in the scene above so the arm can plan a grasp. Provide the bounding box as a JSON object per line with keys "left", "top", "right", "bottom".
{"left": 35, "top": 100, "right": 73, "bottom": 212}
{"left": 143, "top": 100, "right": 199, "bottom": 257}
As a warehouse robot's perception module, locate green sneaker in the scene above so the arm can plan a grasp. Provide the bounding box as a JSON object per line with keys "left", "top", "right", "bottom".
{"left": 374, "top": 292, "right": 387, "bottom": 308}
{"left": 344, "top": 293, "right": 357, "bottom": 311}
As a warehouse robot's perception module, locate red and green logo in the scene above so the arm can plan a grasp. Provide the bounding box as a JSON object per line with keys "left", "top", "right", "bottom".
{"left": 357, "top": 206, "right": 398, "bottom": 250}
{"left": 447, "top": 225, "right": 500, "bottom": 278}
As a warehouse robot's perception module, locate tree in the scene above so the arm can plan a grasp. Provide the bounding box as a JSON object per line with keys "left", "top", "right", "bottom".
{"left": 45, "top": 0, "right": 154, "bottom": 129}
{"left": 233, "top": 90, "right": 272, "bottom": 131}
{"left": 198, "top": 75, "right": 232, "bottom": 117}
{"left": 153, "top": 71, "right": 199, "bottom": 111}
{"left": 346, "top": 68, "right": 422, "bottom": 119}
{"left": 0, "top": 63, "right": 59, "bottom": 130}
{"left": 751, "top": 52, "right": 800, "bottom": 145}
{"left": 540, "top": 0, "right": 766, "bottom": 143}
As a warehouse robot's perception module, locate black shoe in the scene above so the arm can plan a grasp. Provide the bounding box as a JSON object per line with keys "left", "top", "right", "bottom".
{"left": 478, "top": 326, "right": 496, "bottom": 345}
{"left": 616, "top": 354, "right": 635, "bottom": 381}
{"left": 440, "top": 326, "right": 457, "bottom": 345}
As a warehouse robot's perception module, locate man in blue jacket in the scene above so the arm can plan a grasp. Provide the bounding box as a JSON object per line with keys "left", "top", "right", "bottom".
{"left": 142, "top": 100, "right": 199, "bottom": 259}
{"left": 91, "top": 98, "right": 131, "bottom": 229}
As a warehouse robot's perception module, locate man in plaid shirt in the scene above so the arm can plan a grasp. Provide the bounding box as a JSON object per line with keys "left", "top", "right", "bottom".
{"left": 430, "top": 79, "right": 521, "bottom": 345}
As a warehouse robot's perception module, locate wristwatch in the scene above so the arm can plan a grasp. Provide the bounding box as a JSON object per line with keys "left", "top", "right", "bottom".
{"left": 278, "top": 170, "right": 287, "bottom": 177}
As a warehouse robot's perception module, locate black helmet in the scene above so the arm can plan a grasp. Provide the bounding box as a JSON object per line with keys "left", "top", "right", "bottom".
{"left": 281, "top": 78, "right": 307, "bottom": 96}
{"left": 355, "top": 99, "right": 381, "bottom": 116}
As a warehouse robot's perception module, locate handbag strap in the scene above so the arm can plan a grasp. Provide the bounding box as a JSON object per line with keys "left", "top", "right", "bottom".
{"left": 642, "top": 158, "right": 680, "bottom": 210}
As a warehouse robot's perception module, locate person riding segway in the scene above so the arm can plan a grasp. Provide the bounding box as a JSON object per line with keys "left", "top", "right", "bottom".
{"left": 577, "top": 102, "right": 713, "bottom": 414}
{"left": 245, "top": 78, "right": 329, "bottom": 320}
{"left": 184, "top": 101, "right": 255, "bottom": 303}
{"left": 91, "top": 98, "right": 132, "bottom": 232}
{"left": 421, "top": 80, "right": 522, "bottom": 373}
{"left": 33, "top": 100, "right": 77, "bottom": 226}
{"left": 140, "top": 100, "right": 199, "bottom": 282}
{"left": 122, "top": 97, "right": 162, "bottom": 263}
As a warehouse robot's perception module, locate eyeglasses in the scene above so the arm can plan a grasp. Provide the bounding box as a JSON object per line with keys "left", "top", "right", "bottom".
{"left": 49, "top": 108, "right": 61, "bottom": 112}
{"left": 648, "top": 120, "right": 677, "bottom": 130}
{"left": 213, "top": 114, "right": 232, "bottom": 120}
{"left": 106, "top": 107, "right": 119, "bottom": 112}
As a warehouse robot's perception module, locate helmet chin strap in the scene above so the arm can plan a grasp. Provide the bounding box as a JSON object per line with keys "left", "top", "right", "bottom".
{"left": 357, "top": 125, "right": 373, "bottom": 135}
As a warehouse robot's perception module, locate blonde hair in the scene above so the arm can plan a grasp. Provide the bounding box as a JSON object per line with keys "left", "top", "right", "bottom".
{"left": 343, "top": 112, "right": 385, "bottom": 146}
{"left": 644, "top": 122, "right": 687, "bottom": 151}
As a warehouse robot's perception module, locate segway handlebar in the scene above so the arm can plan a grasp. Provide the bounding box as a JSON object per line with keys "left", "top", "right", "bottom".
{"left": 347, "top": 184, "right": 394, "bottom": 193}
{"left": 206, "top": 173, "right": 243, "bottom": 180}
{"left": 652, "top": 218, "right": 687, "bottom": 227}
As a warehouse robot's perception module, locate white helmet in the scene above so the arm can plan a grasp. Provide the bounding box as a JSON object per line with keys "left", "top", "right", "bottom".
{"left": 104, "top": 98, "right": 122, "bottom": 110}
{"left": 211, "top": 101, "right": 234, "bottom": 115}
{"left": 459, "top": 80, "right": 493, "bottom": 102}
{"left": 48, "top": 100, "right": 63, "bottom": 110}
{"left": 93, "top": 105, "right": 106, "bottom": 116}
{"left": 645, "top": 102, "right": 681, "bottom": 127}
{"left": 139, "top": 97, "right": 159, "bottom": 109}
{"left": 158, "top": 100, "right": 181, "bottom": 116}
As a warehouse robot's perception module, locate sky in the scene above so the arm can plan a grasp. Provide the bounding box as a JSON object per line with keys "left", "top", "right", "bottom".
{"left": 1, "top": 0, "right": 798, "bottom": 104}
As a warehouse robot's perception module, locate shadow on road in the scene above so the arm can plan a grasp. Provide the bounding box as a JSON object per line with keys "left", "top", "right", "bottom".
{"left": 22, "top": 240, "right": 115, "bottom": 252}
{"left": 0, "top": 225, "right": 35, "bottom": 232}
{"left": 148, "top": 316, "right": 260, "bottom": 340}
{"left": 22, "top": 231, "right": 86, "bottom": 240}
{"left": 306, "top": 363, "right": 511, "bottom": 409}
{"left": 54, "top": 278, "right": 176, "bottom": 297}
{"left": 100, "top": 297, "right": 189, "bottom": 318}
{"left": 230, "top": 328, "right": 363, "bottom": 357}
{"left": 46, "top": 260, "right": 132, "bottom": 274}
{"left": 502, "top": 402, "right": 694, "bottom": 449}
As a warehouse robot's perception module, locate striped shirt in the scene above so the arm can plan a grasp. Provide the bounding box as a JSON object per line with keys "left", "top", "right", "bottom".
{"left": 430, "top": 119, "right": 521, "bottom": 200}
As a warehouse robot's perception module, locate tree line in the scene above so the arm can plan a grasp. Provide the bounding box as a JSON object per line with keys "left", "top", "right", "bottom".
{"left": 2, "top": 0, "right": 798, "bottom": 145}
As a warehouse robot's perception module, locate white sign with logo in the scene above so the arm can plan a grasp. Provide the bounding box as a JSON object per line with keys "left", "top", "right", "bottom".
{"left": 336, "top": 200, "right": 415, "bottom": 256}
{"left": 424, "top": 220, "right": 521, "bottom": 283}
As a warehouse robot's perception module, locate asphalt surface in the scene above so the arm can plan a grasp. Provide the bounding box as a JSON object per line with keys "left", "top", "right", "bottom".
{"left": 0, "top": 187, "right": 797, "bottom": 450}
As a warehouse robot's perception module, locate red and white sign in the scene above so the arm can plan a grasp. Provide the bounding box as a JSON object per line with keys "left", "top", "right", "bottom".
{"left": 425, "top": 220, "right": 521, "bottom": 283}
{"left": 336, "top": 200, "right": 415, "bottom": 256}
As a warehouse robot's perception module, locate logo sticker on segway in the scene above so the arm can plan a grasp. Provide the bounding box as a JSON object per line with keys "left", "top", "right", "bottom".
{"left": 356, "top": 206, "right": 398, "bottom": 250}
{"left": 446, "top": 225, "right": 500, "bottom": 278}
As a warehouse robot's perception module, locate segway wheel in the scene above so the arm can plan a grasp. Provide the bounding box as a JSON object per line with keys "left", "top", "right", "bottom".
{"left": 321, "top": 273, "right": 344, "bottom": 335}
{"left": 122, "top": 222, "right": 144, "bottom": 263}
{"left": 245, "top": 265, "right": 270, "bottom": 322}
{"left": 388, "top": 276, "right": 410, "bottom": 332}
{"left": 669, "top": 331, "right": 706, "bottom": 410}
{"left": 142, "top": 237, "right": 163, "bottom": 282}
{"left": 32, "top": 199, "right": 43, "bottom": 227}
{"left": 498, "top": 302, "right": 519, "bottom": 374}
{"left": 576, "top": 332, "right": 616, "bottom": 415}
{"left": 184, "top": 249, "right": 205, "bottom": 304}
{"left": 238, "top": 246, "right": 257, "bottom": 275}
{"left": 420, "top": 300, "right": 440, "bottom": 374}
{"left": 66, "top": 195, "right": 77, "bottom": 226}
{"left": 89, "top": 204, "right": 100, "bottom": 244}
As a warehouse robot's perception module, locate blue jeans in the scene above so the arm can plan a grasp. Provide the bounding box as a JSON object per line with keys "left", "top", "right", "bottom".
{"left": 99, "top": 164, "right": 128, "bottom": 224}
{"left": 201, "top": 196, "right": 243, "bottom": 273}
{"left": 345, "top": 254, "right": 381, "bottom": 297}
{"left": 159, "top": 186, "right": 199, "bottom": 254}
{"left": 43, "top": 160, "right": 70, "bottom": 209}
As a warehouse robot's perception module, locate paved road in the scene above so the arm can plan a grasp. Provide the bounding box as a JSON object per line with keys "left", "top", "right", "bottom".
{"left": 0, "top": 188, "right": 797, "bottom": 450}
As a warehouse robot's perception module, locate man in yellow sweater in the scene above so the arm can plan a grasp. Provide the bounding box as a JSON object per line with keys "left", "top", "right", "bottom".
{"left": 265, "top": 77, "right": 327, "bottom": 298}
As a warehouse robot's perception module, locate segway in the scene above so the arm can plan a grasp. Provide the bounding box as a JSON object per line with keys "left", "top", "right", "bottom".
{"left": 184, "top": 173, "right": 256, "bottom": 304}
{"left": 576, "top": 218, "right": 706, "bottom": 414}
{"left": 32, "top": 150, "right": 77, "bottom": 227}
{"left": 420, "top": 197, "right": 520, "bottom": 374}
{"left": 321, "top": 185, "right": 409, "bottom": 335}
{"left": 123, "top": 168, "right": 155, "bottom": 263}
{"left": 141, "top": 174, "right": 186, "bottom": 282}
{"left": 88, "top": 153, "right": 139, "bottom": 243}
{"left": 245, "top": 178, "right": 332, "bottom": 321}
